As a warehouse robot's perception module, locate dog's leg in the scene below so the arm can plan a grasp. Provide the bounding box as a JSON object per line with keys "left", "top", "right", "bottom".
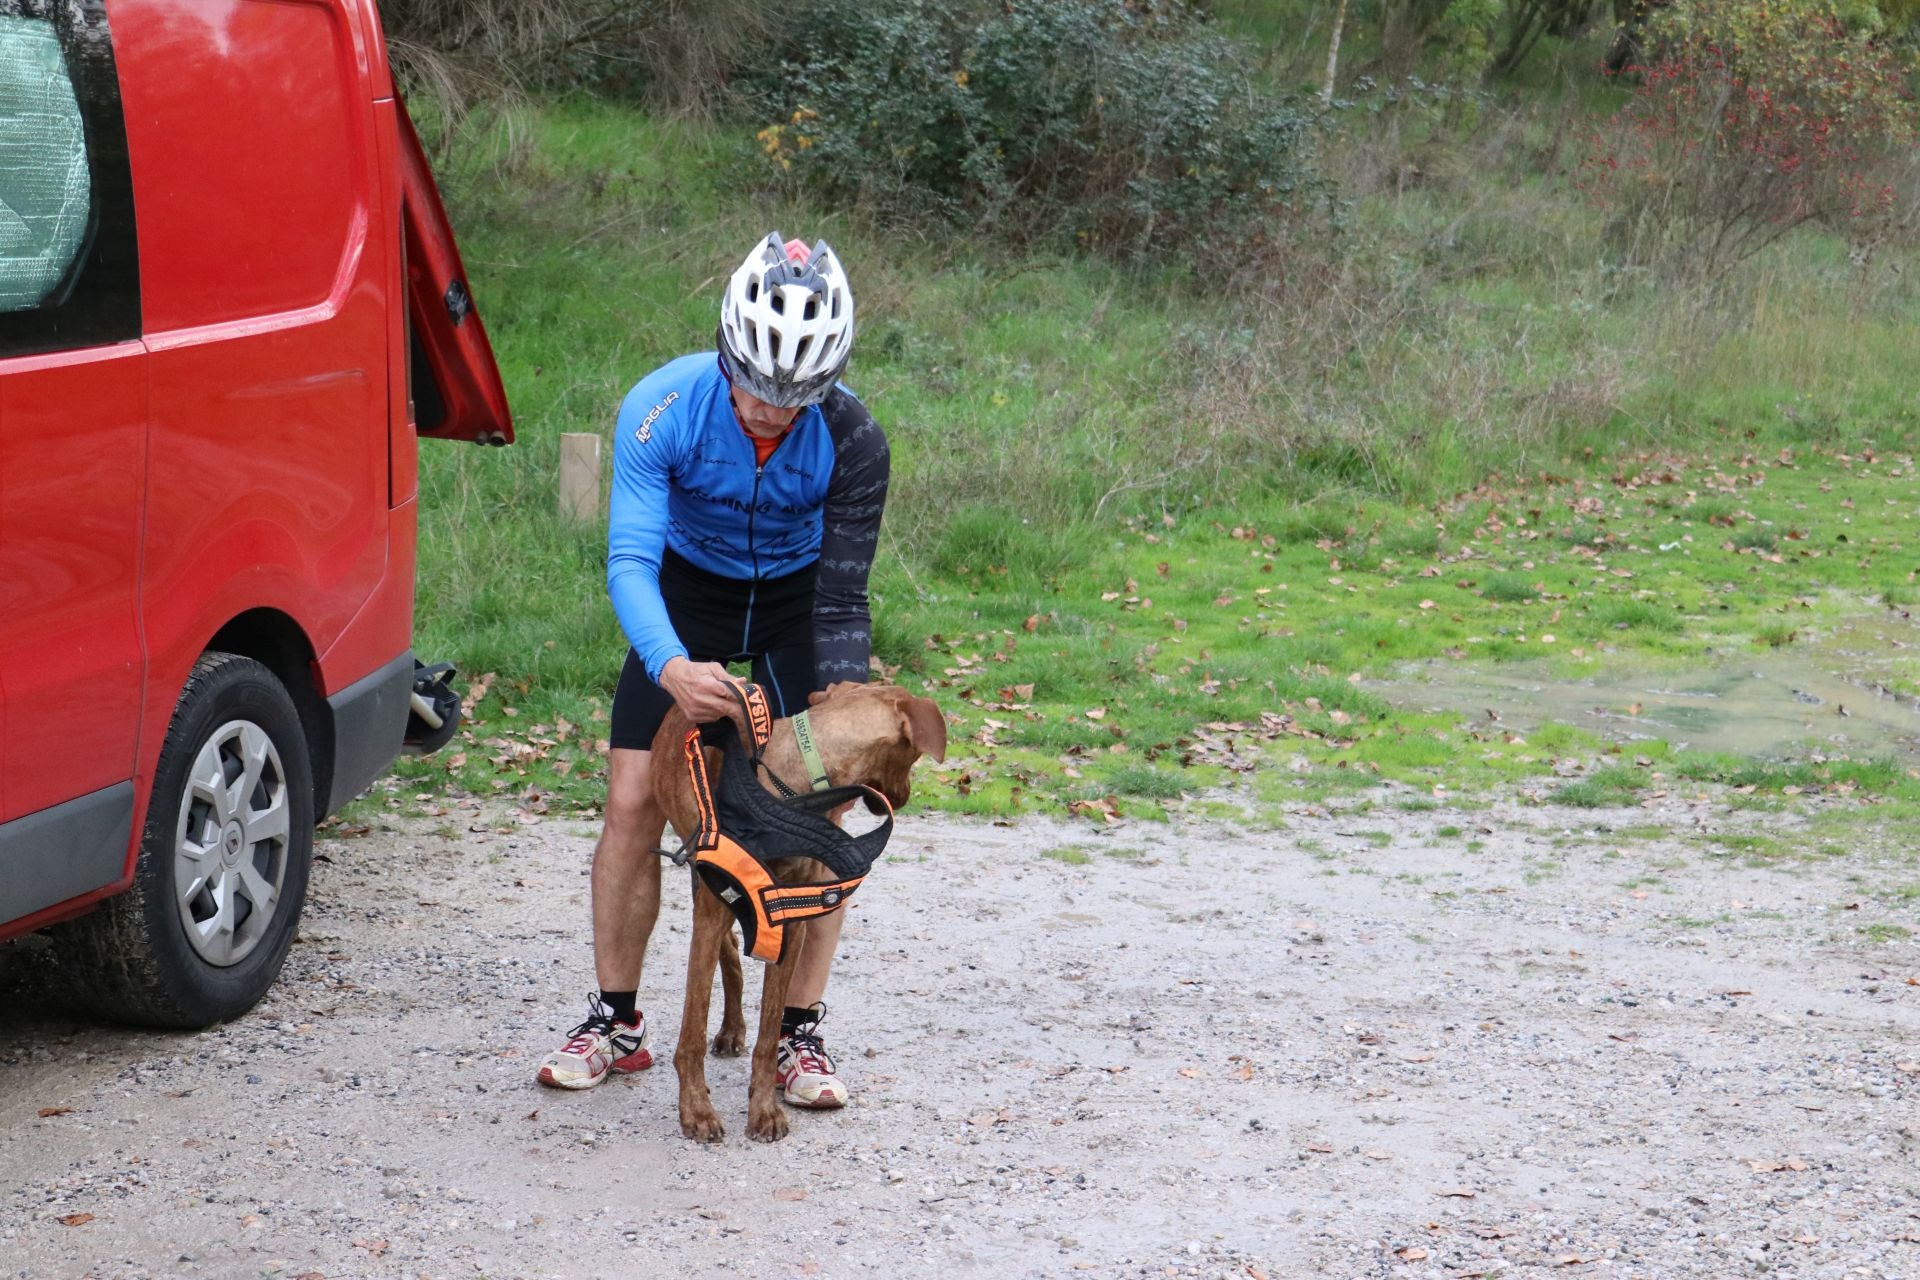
{"left": 674, "top": 877, "right": 731, "bottom": 1142}
{"left": 746, "top": 919, "right": 803, "bottom": 1142}
{"left": 712, "top": 925, "right": 748, "bottom": 1058}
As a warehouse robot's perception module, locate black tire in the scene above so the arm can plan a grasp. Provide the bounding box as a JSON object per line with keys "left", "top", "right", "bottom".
{"left": 53, "top": 653, "right": 315, "bottom": 1028}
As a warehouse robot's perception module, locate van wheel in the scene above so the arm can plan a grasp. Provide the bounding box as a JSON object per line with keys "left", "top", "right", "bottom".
{"left": 55, "top": 653, "right": 314, "bottom": 1028}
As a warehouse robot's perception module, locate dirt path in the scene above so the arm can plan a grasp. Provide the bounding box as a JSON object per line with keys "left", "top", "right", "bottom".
{"left": 3, "top": 793, "right": 1918, "bottom": 1279}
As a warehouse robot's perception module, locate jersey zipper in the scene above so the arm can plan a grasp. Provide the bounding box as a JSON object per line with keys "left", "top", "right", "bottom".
{"left": 739, "top": 424, "right": 796, "bottom": 655}
{"left": 741, "top": 458, "right": 765, "bottom": 653}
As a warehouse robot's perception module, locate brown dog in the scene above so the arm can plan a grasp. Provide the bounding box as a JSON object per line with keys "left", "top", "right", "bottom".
{"left": 648, "top": 681, "right": 946, "bottom": 1142}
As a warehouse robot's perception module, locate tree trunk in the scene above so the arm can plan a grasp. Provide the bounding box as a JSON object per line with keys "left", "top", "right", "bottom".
{"left": 1321, "top": 0, "right": 1348, "bottom": 105}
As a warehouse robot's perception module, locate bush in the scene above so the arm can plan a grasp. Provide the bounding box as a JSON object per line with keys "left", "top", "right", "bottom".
{"left": 1582, "top": 0, "right": 1920, "bottom": 278}
{"left": 379, "top": 0, "right": 781, "bottom": 122}
{"left": 749, "top": 0, "right": 1331, "bottom": 271}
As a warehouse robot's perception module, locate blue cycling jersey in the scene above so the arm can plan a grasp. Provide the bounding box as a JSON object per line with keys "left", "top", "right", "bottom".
{"left": 608, "top": 353, "right": 889, "bottom": 685}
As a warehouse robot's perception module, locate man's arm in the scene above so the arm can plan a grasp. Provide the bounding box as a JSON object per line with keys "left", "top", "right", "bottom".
{"left": 814, "top": 387, "right": 890, "bottom": 685}
{"left": 607, "top": 380, "right": 691, "bottom": 681}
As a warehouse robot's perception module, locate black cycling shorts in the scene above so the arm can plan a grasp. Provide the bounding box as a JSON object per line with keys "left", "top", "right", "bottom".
{"left": 609, "top": 549, "right": 821, "bottom": 752}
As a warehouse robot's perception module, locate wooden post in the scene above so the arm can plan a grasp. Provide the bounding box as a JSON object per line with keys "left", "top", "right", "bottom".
{"left": 558, "top": 433, "right": 602, "bottom": 524}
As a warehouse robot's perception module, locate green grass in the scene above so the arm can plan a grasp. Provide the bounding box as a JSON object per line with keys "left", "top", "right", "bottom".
{"left": 380, "top": 95, "right": 1920, "bottom": 824}
{"left": 1551, "top": 766, "right": 1647, "bottom": 809}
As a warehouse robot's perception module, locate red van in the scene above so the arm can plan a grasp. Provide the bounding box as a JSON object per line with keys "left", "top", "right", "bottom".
{"left": 0, "top": 0, "right": 510, "bottom": 1027}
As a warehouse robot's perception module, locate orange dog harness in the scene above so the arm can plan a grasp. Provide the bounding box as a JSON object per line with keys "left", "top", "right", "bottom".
{"left": 679, "top": 683, "right": 893, "bottom": 964}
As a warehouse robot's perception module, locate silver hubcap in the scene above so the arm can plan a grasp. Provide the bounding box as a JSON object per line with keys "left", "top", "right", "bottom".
{"left": 172, "top": 719, "right": 291, "bottom": 967}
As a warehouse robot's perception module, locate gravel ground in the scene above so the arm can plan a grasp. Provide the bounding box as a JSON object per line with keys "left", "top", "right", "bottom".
{"left": 3, "top": 790, "right": 1919, "bottom": 1279}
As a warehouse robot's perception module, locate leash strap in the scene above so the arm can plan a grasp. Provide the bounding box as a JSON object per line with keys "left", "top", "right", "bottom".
{"left": 790, "top": 709, "right": 832, "bottom": 792}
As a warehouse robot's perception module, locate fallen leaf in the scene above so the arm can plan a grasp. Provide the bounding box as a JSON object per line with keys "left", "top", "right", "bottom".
{"left": 1304, "top": 1143, "right": 1334, "bottom": 1154}
{"left": 1363, "top": 1150, "right": 1394, "bottom": 1161}
{"left": 1747, "top": 1159, "right": 1809, "bottom": 1173}
{"left": 1435, "top": 1187, "right": 1477, "bottom": 1199}
{"left": 774, "top": 1187, "right": 808, "bottom": 1202}
{"left": 351, "top": 1238, "right": 388, "bottom": 1256}
{"left": 1230, "top": 1063, "right": 1255, "bottom": 1081}
{"left": 36, "top": 1107, "right": 73, "bottom": 1117}
{"left": 1895, "top": 1061, "right": 1919, "bottom": 1075}
{"left": 1177, "top": 1067, "right": 1202, "bottom": 1079}
{"left": 1395, "top": 1246, "right": 1429, "bottom": 1261}
{"left": 59, "top": 1213, "right": 93, "bottom": 1227}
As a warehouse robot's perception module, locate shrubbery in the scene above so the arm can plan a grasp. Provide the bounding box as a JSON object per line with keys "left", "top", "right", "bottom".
{"left": 1583, "top": 0, "right": 1919, "bottom": 277}
{"left": 748, "top": 0, "right": 1331, "bottom": 271}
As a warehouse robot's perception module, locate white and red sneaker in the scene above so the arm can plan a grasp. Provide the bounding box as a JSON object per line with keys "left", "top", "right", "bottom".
{"left": 776, "top": 1004, "right": 847, "bottom": 1109}
{"left": 536, "top": 996, "right": 651, "bottom": 1090}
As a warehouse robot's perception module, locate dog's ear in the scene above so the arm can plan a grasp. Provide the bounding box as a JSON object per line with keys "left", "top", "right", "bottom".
{"left": 807, "top": 680, "right": 861, "bottom": 707}
{"left": 900, "top": 695, "right": 947, "bottom": 763}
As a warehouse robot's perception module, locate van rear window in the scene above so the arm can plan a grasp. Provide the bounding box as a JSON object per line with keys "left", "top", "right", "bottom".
{"left": 0, "top": 13, "right": 90, "bottom": 313}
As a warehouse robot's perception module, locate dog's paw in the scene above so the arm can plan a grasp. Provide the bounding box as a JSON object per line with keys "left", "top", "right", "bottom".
{"left": 746, "top": 1103, "right": 790, "bottom": 1143}
{"left": 679, "top": 1106, "right": 726, "bottom": 1143}
{"left": 710, "top": 1025, "right": 747, "bottom": 1058}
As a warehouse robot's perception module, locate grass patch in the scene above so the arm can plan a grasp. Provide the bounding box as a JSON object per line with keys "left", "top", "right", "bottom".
{"left": 1551, "top": 765, "right": 1646, "bottom": 809}
{"left": 1858, "top": 923, "right": 1913, "bottom": 943}
{"left": 376, "top": 94, "right": 1920, "bottom": 826}
{"left": 1040, "top": 844, "right": 1094, "bottom": 865}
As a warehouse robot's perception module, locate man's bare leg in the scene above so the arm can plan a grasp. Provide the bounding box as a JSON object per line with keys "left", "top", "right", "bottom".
{"left": 592, "top": 747, "right": 665, "bottom": 989}
{"left": 537, "top": 747, "right": 664, "bottom": 1089}
{"left": 786, "top": 902, "right": 842, "bottom": 1008}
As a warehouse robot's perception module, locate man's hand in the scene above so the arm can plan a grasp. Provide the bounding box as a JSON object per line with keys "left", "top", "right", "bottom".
{"left": 659, "top": 657, "right": 745, "bottom": 725}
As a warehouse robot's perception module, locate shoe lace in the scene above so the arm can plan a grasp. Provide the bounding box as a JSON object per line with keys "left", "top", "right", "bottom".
{"left": 565, "top": 994, "right": 618, "bottom": 1048}
{"left": 784, "top": 1002, "right": 832, "bottom": 1071}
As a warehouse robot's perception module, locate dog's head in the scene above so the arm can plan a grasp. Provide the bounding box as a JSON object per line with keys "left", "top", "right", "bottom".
{"left": 806, "top": 681, "right": 947, "bottom": 811}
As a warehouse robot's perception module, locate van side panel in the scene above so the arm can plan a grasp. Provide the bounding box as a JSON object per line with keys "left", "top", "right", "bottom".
{"left": 115, "top": 0, "right": 394, "bottom": 751}
{"left": 0, "top": 346, "right": 147, "bottom": 820}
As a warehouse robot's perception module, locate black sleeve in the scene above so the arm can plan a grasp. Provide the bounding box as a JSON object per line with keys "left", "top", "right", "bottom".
{"left": 814, "top": 386, "right": 890, "bottom": 685}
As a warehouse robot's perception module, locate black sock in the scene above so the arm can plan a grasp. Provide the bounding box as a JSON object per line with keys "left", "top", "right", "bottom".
{"left": 782, "top": 1006, "right": 815, "bottom": 1037}
{"left": 600, "top": 989, "right": 638, "bottom": 1026}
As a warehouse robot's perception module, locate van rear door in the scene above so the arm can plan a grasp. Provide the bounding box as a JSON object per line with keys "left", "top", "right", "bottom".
{"left": 397, "top": 102, "right": 512, "bottom": 445}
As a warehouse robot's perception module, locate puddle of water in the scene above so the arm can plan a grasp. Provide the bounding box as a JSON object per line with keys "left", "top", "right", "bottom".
{"left": 1377, "top": 613, "right": 1920, "bottom": 759}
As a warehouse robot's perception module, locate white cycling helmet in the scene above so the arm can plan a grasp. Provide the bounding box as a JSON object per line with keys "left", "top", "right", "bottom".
{"left": 717, "top": 232, "right": 855, "bottom": 408}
